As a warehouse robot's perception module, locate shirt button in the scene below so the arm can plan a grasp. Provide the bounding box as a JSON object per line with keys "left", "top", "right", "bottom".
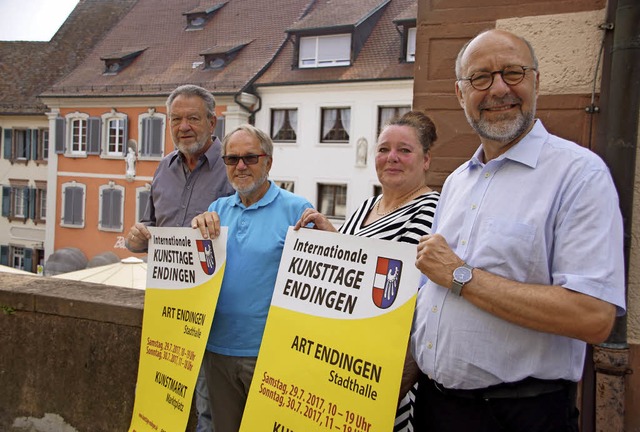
{"left": 431, "top": 306, "right": 438, "bottom": 313}
{"left": 461, "top": 240, "right": 467, "bottom": 245}
{"left": 484, "top": 172, "right": 491, "bottom": 178}
{"left": 471, "top": 204, "right": 477, "bottom": 209}
{"left": 427, "top": 342, "right": 433, "bottom": 349}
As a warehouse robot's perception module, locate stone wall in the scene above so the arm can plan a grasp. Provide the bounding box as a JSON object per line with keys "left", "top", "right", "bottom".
{"left": 0, "top": 273, "right": 196, "bottom": 432}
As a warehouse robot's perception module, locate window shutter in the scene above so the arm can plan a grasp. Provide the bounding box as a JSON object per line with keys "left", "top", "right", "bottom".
{"left": 24, "top": 248, "right": 33, "bottom": 273}
{"left": 100, "top": 189, "right": 111, "bottom": 228}
{"left": 2, "top": 186, "right": 10, "bottom": 217}
{"left": 29, "top": 188, "right": 36, "bottom": 219}
{"left": 113, "top": 189, "right": 123, "bottom": 230}
{"left": 63, "top": 187, "right": 73, "bottom": 224}
{"left": 214, "top": 117, "right": 225, "bottom": 140}
{"left": 4, "top": 129, "right": 12, "bottom": 159}
{"left": 150, "top": 117, "right": 163, "bottom": 157}
{"left": 138, "top": 190, "right": 150, "bottom": 222}
{"left": 140, "top": 117, "right": 150, "bottom": 156}
{"left": 31, "top": 130, "right": 39, "bottom": 160}
{"left": 25, "top": 129, "right": 32, "bottom": 160}
{"left": 55, "top": 118, "right": 66, "bottom": 154}
{"left": 87, "top": 117, "right": 101, "bottom": 154}
{"left": 74, "top": 187, "right": 84, "bottom": 225}
{"left": 0, "top": 245, "right": 8, "bottom": 266}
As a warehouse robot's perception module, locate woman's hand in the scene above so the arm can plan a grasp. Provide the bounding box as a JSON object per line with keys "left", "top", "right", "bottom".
{"left": 293, "top": 208, "right": 338, "bottom": 232}
{"left": 191, "top": 211, "right": 221, "bottom": 239}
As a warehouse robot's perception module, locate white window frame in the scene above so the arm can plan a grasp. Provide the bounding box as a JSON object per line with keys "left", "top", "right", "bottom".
{"left": 138, "top": 112, "right": 167, "bottom": 160}
{"left": 378, "top": 106, "right": 411, "bottom": 135}
{"left": 320, "top": 107, "right": 351, "bottom": 143}
{"left": 65, "top": 112, "right": 90, "bottom": 156}
{"left": 39, "top": 188, "right": 47, "bottom": 220}
{"left": 101, "top": 111, "right": 128, "bottom": 157}
{"left": 61, "top": 182, "right": 86, "bottom": 228}
{"left": 299, "top": 34, "right": 351, "bottom": 68}
{"left": 13, "top": 186, "right": 26, "bottom": 218}
{"left": 136, "top": 185, "right": 151, "bottom": 223}
{"left": 98, "top": 183, "right": 125, "bottom": 232}
{"left": 406, "top": 27, "right": 416, "bottom": 62}
{"left": 11, "top": 246, "right": 25, "bottom": 270}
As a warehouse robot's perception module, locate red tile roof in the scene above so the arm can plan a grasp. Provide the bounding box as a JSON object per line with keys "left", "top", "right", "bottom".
{"left": 256, "top": 0, "right": 416, "bottom": 86}
{"left": 43, "top": 0, "right": 316, "bottom": 98}
{"left": 0, "top": 0, "right": 136, "bottom": 114}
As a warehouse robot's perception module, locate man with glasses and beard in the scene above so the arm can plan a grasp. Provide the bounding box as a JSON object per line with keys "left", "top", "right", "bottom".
{"left": 191, "top": 124, "right": 312, "bottom": 432}
{"left": 407, "top": 29, "right": 625, "bottom": 431}
{"left": 126, "top": 84, "right": 234, "bottom": 432}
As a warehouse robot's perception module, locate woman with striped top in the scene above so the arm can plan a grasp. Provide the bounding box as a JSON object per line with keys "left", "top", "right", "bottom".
{"left": 295, "top": 110, "right": 439, "bottom": 431}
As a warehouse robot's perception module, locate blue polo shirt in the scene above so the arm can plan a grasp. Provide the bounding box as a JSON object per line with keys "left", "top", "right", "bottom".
{"left": 206, "top": 180, "right": 313, "bottom": 356}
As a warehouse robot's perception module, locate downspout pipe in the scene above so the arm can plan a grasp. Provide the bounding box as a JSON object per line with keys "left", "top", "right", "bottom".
{"left": 592, "top": 0, "right": 639, "bottom": 430}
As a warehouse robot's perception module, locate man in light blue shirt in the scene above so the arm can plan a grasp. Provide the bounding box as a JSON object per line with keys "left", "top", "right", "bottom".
{"left": 410, "top": 29, "right": 625, "bottom": 431}
{"left": 191, "top": 124, "right": 312, "bottom": 432}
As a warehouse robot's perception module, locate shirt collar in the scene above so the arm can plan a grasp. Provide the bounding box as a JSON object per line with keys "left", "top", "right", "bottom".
{"left": 230, "top": 180, "right": 279, "bottom": 209}
{"left": 467, "top": 119, "right": 547, "bottom": 169}
{"left": 167, "top": 136, "right": 223, "bottom": 170}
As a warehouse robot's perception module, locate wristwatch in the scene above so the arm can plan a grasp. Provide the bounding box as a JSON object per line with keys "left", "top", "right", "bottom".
{"left": 451, "top": 263, "right": 473, "bottom": 296}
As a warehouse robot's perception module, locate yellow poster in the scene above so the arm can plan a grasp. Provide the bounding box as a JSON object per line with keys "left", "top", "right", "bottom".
{"left": 128, "top": 226, "right": 226, "bottom": 432}
{"left": 241, "top": 227, "right": 420, "bottom": 432}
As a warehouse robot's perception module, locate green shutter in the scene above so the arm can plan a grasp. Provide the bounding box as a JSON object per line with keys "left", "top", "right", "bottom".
{"left": 3, "top": 129, "right": 12, "bottom": 159}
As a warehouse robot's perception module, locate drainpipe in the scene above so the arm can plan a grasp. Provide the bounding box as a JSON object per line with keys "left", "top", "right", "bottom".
{"left": 592, "top": 0, "right": 640, "bottom": 430}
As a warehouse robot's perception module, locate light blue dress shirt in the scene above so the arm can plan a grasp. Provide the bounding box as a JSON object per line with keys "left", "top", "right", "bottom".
{"left": 411, "top": 120, "right": 626, "bottom": 389}
{"left": 206, "top": 180, "right": 313, "bottom": 357}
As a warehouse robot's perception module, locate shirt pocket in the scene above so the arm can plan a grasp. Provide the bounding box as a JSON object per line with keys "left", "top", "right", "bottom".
{"left": 474, "top": 217, "right": 536, "bottom": 280}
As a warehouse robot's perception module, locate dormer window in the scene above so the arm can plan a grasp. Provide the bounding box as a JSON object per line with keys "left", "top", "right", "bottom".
{"left": 393, "top": 5, "right": 417, "bottom": 63}
{"left": 200, "top": 41, "right": 251, "bottom": 70}
{"left": 288, "top": 0, "right": 390, "bottom": 70}
{"left": 299, "top": 34, "right": 351, "bottom": 68}
{"left": 100, "top": 48, "right": 146, "bottom": 75}
{"left": 183, "top": 2, "right": 227, "bottom": 31}
{"left": 406, "top": 27, "right": 416, "bottom": 62}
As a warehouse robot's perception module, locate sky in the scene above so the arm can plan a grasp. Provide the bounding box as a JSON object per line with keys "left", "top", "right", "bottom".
{"left": 0, "top": 0, "right": 79, "bottom": 41}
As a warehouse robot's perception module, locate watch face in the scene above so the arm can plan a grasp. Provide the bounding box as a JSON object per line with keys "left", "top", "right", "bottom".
{"left": 453, "top": 266, "right": 472, "bottom": 283}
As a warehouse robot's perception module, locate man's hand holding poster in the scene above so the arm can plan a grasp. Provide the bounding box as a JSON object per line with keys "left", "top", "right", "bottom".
{"left": 241, "top": 227, "right": 420, "bottom": 431}
{"left": 128, "top": 227, "right": 227, "bottom": 432}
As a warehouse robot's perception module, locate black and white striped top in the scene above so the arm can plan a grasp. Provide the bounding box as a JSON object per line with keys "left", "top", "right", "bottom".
{"left": 339, "top": 190, "right": 439, "bottom": 432}
{"left": 339, "top": 191, "right": 440, "bottom": 244}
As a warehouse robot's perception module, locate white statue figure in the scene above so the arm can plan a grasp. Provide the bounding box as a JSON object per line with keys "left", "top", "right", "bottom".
{"left": 125, "top": 148, "right": 137, "bottom": 179}
{"left": 356, "top": 137, "right": 367, "bottom": 167}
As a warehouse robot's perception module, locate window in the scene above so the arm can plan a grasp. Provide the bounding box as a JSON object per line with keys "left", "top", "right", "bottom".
{"left": 321, "top": 108, "right": 350, "bottom": 143}
{"left": 378, "top": 106, "right": 410, "bottom": 135}
{"left": 317, "top": 183, "right": 347, "bottom": 219}
{"left": 99, "top": 183, "right": 124, "bottom": 231}
{"left": 214, "top": 116, "right": 225, "bottom": 140}
{"left": 35, "top": 129, "right": 49, "bottom": 161}
{"left": 136, "top": 186, "right": 151, "bottom": 222}
{"left": 1, "top": 181, "right": 29, "bottom": 221}
{"left": 101, "top": 111, "right": 128, "bottom": 157}
{"left": 3, "top": 128, "right": 43, "bottom": 162}
{"left": 271, "top": 109, "right": 297, "bottom": 142}
{"left": 274, "top": 180, "right": 295, "bottom": 192}
{"left": 61, "top": 182, "right": 86, "bottom": 228}
{"left": 34, "top": 181, "right": 47, "bottom": 223}
{"left": 299, "top": 34, "right": 351, "bottom": 68}
{"left": 406, "top": 27, "right": 416, "bottom": 62}
{"left": 139, "top": 112, "right": 166, "bottom": 158}
{"left": 11, "top": 246, "right": 25, "bottom": 270}
{"left": 65, "top": 112, "right": 101, "bottom": 156}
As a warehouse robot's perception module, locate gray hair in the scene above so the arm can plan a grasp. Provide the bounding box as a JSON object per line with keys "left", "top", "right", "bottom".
{"left": 166, "top": 84, "right": 216, "bottom": 118}
{"left": 455, "top": 30, "right": 539, "bottom": 78}
{"left": 222, "top": 124, "right": 274, "bottom": 156}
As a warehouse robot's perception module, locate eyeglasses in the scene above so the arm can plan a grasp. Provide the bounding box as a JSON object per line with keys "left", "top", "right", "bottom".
{"left": 221, "top": 154, "right": 269, "bottom": 166}
{"left": 457, "top": 65, "right": 536, "bottom": 91}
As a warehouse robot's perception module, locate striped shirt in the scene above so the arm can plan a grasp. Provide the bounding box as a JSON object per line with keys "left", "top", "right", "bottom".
{"left": 339, "top": 191, "right": 439, "bottom": 432}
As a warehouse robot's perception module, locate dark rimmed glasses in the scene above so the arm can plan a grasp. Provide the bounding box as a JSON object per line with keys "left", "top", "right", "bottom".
{"left": 221, "top": 154, "right": 269, "bottom": 166}
{"left": 457, "top": 65, "right": 537, "bottom": 91}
